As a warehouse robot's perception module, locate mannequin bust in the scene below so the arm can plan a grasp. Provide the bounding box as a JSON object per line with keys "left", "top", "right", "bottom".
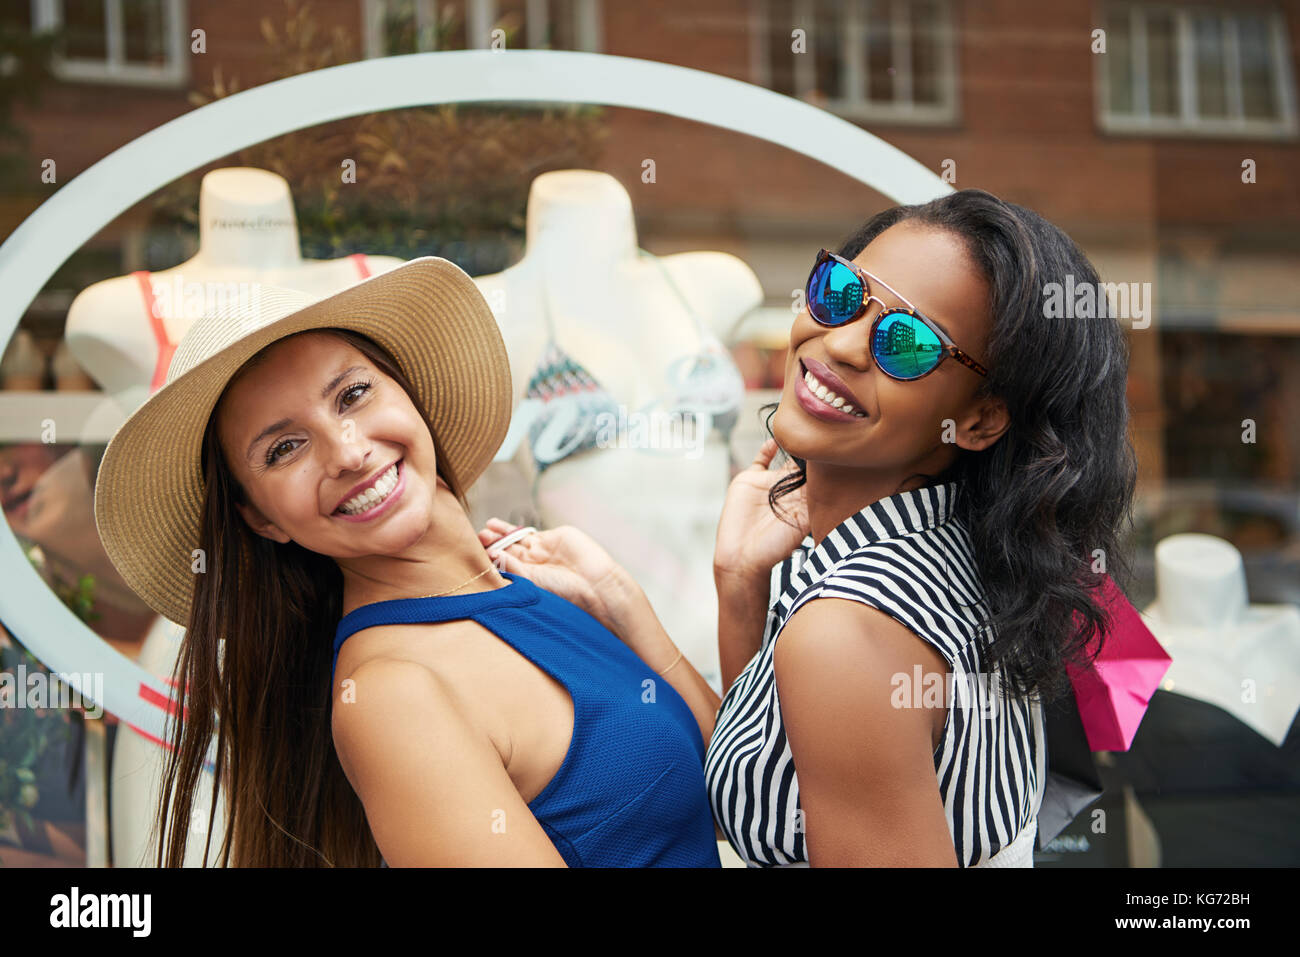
{"left": 1141, "top": 533, "right": 1300, "bottom": 747}
{"left": 109, "top": 615, "right": 227, "bottom": 866}
{"left": 66, "top": 167, "right": 404, "bottom": 412}
{"left": 473, "top": 171, "right": 763, "bottom": 690}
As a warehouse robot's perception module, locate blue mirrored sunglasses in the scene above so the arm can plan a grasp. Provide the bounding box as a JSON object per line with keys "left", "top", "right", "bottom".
{"left": 805, "top": 248, "right": 989, "bottom": 381}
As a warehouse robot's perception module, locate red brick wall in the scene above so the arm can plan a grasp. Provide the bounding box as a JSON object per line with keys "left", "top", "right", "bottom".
{"left": 4, "top": 0, "right": 1297, "bottom": 243}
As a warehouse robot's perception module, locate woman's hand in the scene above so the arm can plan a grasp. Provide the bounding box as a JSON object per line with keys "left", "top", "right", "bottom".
{"left": 476, "top": 520, "right": 636, "bottom": 636}
{"left": 714, "top": 437, "right": 810, "bottom": 590}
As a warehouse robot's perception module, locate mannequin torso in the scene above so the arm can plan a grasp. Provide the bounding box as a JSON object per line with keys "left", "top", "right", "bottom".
{"left": 65, "top": 167, "right": 403, "bottom": 412}
{"left": 476, "top": 171, "right": 763, "bottom": 689}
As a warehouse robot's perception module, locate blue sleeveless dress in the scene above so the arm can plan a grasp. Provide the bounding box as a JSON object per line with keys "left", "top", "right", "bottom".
{"left": 331, "top": 572, "right": 721, "bottom": 868}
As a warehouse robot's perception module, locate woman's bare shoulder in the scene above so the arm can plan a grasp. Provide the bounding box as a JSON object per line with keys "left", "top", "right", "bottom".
{"left": 333, "top": 617, "right": 485, "bottom": 688}
{"left": 330, "top": 619, "right": 508, "bottom": 760}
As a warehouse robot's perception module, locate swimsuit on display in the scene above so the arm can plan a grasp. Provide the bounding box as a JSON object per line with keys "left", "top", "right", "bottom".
{"left": 331, "top": 572, "right": 722, "bottom": 867}
{"left": 520, "top": 249, "right": 745, "bottom": 472}
{"left": 132, "top": 253, "right": 372, "bottom": 395}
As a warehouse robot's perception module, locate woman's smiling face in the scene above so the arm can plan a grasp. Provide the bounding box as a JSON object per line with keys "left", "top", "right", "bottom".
{"left": 215, "top": 331, "right": 443, "bottom": 559}
{"left": 773, "top": 221, "right": 1008, "bottom": 477}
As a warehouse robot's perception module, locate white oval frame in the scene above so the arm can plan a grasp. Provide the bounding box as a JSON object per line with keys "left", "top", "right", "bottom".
{"left": 0, "top": 49, "right": 950, "bottom": 739}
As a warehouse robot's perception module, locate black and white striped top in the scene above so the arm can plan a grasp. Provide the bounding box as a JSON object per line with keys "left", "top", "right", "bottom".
{"left": 705, "top": 480, "right": 1045, "bottom": 867}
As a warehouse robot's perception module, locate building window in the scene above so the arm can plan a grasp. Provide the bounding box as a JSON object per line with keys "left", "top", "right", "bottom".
{"left": 362, "top": 0, "right": 602, "bottom": 57}
{"left": 751, "top": 0, "right": 959, "bottom": 125}
{"left": 1099, "top": 4, "right": 1298, "bottom": 138}
{"left": 12, "top": 0, "right": 188, "bottom": 87}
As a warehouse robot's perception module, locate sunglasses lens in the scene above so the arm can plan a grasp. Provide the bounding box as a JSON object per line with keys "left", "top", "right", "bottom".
{"left": 807, "top": 258, "right": 864, "bottom": 326}
{"left": 874, "top": 312, "right": 944, "bottom": 379}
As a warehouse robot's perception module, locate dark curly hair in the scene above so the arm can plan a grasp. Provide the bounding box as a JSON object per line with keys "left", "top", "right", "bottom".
{"left": 767, "top": 188, "right": 1139, "bottom": 703}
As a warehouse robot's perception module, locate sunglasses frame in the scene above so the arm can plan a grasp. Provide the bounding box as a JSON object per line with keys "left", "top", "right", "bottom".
{"left": 806, "top": 248, "right": 989, "bottom": 380}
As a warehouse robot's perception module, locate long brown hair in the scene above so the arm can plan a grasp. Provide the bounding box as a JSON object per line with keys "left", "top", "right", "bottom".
{"left": 154, "top": 328, "right": 467, "bottom": 866}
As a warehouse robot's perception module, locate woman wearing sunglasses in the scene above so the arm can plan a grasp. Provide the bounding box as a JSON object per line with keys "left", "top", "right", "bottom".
{"left": 483, "top": 187, "right": 1138, "bottom": 866}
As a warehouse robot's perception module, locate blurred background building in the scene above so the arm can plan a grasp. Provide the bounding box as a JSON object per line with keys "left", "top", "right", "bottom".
{"left": 1, "top": 0, "right": 1297, "bottom": 866}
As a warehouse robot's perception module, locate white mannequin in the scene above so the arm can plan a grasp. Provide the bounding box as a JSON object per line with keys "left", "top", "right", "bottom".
{"left": 66, "top": 167, "right": 404, "bottom": 412}
{"left": 1141, "top": 533, "right": 1300, "bottom": 747}
{"left": 63, "top": 166, "right": 402, "bottom": 866}
{"left": 473, "top": 171, "right": 763, "bottom": 690}
{"left": 109, "top": 615, "right": 226, "bottom": 866}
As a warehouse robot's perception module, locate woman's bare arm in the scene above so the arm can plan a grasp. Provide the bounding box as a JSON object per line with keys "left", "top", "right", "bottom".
{"left": 331, "top": 658, "right": 567, "bottom": 867}
{"left": 715, "top": 571, "right": 772, "bottom": 696}
{"left": 773, "top": 597, "right": 958, "bottom": 867}
{"left": 712, "top": 437, "right": 808, "bottom": 695}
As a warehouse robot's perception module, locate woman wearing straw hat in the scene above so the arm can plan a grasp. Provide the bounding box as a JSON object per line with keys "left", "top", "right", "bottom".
{"left": 93, "top": 257, "right": 722, "bottom": 867}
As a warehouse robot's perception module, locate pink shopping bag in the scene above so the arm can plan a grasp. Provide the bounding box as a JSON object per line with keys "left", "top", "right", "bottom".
{"left": 1064, "top": 574, "right": 1172, "bottom": 752}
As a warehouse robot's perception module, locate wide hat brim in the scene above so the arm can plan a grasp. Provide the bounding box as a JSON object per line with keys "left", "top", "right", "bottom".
{"left": 94, "top": 256, "right": 512, "bottom": 627}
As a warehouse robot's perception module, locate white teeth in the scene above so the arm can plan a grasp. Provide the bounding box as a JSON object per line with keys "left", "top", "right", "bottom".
{"left": 339, "top": 463, "right": 399, "bottom": 515}
{"left": 802, "top": 367, "right": 867, "bottom": 418}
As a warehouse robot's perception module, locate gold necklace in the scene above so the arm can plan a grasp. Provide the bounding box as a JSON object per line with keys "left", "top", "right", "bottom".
{"left": 416, "top": 563, "right": 502, "bottom": 599}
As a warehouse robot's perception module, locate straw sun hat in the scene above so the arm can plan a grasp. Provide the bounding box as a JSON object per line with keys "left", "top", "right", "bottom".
{"left": 93, "top": 256, "right": 512, "bottom": 627}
